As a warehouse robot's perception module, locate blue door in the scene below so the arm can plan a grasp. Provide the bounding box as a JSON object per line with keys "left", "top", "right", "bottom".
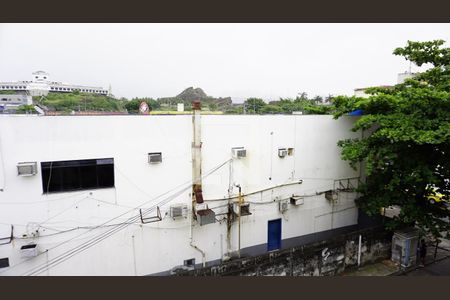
{"left": 267, "top": 219, "right": 282, "bottom": 251}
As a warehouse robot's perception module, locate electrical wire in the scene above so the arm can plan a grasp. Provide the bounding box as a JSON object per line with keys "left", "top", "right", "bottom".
{"left": 16, "top": 159, "right": 231, "bottom": 276}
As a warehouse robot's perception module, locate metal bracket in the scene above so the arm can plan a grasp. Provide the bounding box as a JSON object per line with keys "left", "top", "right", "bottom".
{"left": 139, "top": 207, "right": 162, "bottom": 224}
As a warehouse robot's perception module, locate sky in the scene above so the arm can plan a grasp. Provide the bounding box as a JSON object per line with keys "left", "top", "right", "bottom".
{"left": 0, "top": 23, "right": 449, "bottom": 102}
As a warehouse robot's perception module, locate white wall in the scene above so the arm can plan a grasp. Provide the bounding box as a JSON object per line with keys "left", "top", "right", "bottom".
{"left": 0, "top": 115, "right": 361, "bottom": 275}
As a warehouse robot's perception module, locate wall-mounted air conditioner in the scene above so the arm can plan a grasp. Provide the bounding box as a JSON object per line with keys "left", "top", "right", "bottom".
{"left": 290, "top": 195, "right": 304, "bottom": 206}
{"left": 20, "top": 244, "right": 38, "bottom": 258}
{"left": 233, "top": 202, "right": 251, "bottom": 216}
{"left": 17, "top": 162, "right": 37, "bottom": 176}
{"left": 148, "top": 152, "right": 162, "bottom": 164}
{"left": 170, "top": 204, "right": 188, "bottom": 219}
{"left": 279, "top": 200, "right": 289, "bottom": 212}
{"left": 232, "top": 147, "right": 246, "bottom": 159}
{"left": 278, "top": 148, "right": 288, "bottom": 158}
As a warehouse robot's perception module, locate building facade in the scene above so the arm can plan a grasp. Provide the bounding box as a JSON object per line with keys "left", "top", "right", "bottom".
{"left": 0, "top": 71, "right": 109, "bottom": 97}
{"left": 0, "top": 114, "right": 362, "bottom": 276}
{"left": 0, "top": 94, "right": 32, "bottom": 112}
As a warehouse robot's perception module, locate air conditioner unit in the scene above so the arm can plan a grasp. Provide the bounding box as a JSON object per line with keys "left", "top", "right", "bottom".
{"left": 279, "top": 200, "right": 289, "bottom": 212}
{"left": 17, "top": 162, "right": 37, "bottom": 176}
{"left": 197, "top": 208, "right": 216, "bottom": 226}
{"left": 148, "top": 152, "right": 162, "bottom": 164}
{"left": 290, "top": 195, "right": 304, "bottom": 206}
{"left": 170, "top": 204, "right": 188, "bottom": 218}
{"left": 20, "top": 244, "right": 38, "bottom": 258}
{"left": 233, "top": 202, "right": 251, "bottom": 216}
{"left": 232, "top": 147, "right": 246, "bottom": 159}
{"left": 278, "top": 148, "right": 288, "bottom": 158}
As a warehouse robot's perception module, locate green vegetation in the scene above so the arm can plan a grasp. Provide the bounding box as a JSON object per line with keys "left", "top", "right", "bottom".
{"left": 16, "top": 105, "right": 37, "bottom": 114}
{"left": 38, "top": 92, "right": 126, "bottom": 112}
{"left": 239, "top": 94, "right": 333, "bottom": 115}
{"left": 333, "top": 40, "right": 450, "bottom": 238}
{"left": 0, "top": 90, "right": 17, "bottom": 95}
{"left": 125, "top": 98, "right": 160, "bottom": 113}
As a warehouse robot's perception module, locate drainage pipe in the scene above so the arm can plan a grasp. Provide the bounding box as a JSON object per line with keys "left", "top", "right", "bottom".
{"left": 190, "top": 201, "right": 206, "bottom": 267}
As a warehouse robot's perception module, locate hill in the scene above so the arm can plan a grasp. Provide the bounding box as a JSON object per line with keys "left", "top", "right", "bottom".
{"left": 158, "top": 87, "right": 232, "bottom": 111}
{"left": 36, "top": 92, "right": 127, "bottom": 113}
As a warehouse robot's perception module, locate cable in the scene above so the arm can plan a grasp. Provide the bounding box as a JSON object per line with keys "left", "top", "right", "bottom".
{"left": 15, "top": 159, "right": 231, "bottom": 276}
{"left": 26, "top": 160, "right": 231, "bottom": 275}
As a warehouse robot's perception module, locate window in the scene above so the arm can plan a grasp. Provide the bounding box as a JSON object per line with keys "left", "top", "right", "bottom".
{"left": 0, "top": 258, "right": 9, "bottom": 269}
{"left": 41, "top": 158, "right": 115, "bottom": 193}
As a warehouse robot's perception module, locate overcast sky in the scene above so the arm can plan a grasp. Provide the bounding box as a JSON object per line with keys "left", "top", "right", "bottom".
{"left": 0, "top": 23, "right": 449, "bottom": 102}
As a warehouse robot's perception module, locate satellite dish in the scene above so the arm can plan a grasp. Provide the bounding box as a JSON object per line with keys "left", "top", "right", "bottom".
{"left": 139, "top": 102, "right": 150, "bottom": 114}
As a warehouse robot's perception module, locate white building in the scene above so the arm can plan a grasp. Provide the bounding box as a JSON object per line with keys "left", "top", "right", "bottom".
{"left": 354, "top": 71, "right": 417, "bottom": 98}
{"left": 0, "top": 94, "right": 33, "bottom": 112}
{"left": 0, "top": 71, "right": 109, "bottom": 97}
{"left": 0, "top": 114, "right": 362, "bottom": 276}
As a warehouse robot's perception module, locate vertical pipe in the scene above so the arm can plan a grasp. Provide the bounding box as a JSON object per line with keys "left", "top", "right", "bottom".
{"left": 192, "top": 100, "right": 202, "bottom": 199}
{"left": 190, "top": 101, "right": 206, "bottom": 267}
{"left": 357, "top": 234, "right": 362, "bottom": 267}
{"left": 238, "top": 185, "right": 242, "bottom": 258}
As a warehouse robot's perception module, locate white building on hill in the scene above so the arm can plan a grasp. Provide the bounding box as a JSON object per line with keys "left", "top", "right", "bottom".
{"left": 0, "top": 71, "right": 109, "bottom": 97}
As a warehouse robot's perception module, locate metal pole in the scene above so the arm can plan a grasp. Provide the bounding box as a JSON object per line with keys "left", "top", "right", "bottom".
{"left": 238, "top": 185, "right": 242, "bottom": 258}
{"left": 357, "top": 234, "right": 362, "bottom": 267}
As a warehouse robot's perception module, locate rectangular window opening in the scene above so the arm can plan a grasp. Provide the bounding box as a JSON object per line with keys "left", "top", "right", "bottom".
{"left": 41, "top": 158, "right": 115, "bottom": 194}
{"left": 0, "top": 258, "right": 9, "bottom": 269}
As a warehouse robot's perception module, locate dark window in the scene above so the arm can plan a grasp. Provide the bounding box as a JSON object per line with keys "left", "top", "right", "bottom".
{"left": 41, "top": 158, "right": 114, "bottom": 193}
{"left": 0, "top": 258, "right": 9, "bottom": 268}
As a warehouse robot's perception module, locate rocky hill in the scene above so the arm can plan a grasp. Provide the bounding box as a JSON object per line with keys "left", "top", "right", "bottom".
{"left": 158, "top": 87, "right": 232, "bottom": 111}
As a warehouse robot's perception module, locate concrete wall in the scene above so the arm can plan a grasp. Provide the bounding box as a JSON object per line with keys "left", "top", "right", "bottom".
{"left": 0, "top": 115, "right": 362, "bottom": 275}
{"left": 173, "top": 226, "right": 392, "bottom": 276}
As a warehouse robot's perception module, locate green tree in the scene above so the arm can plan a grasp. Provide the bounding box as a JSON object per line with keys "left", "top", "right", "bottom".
{"left": 16, "top": 105, "right": 37, "bottom": 114}
{"left": 244, "top": 98, "right": 266, "bottom": 114}
{"left": 333, "top": 40, "right": 450, "bottom": 238}
{"left": 260, "top": 105, "right": 284, "bottom": 114}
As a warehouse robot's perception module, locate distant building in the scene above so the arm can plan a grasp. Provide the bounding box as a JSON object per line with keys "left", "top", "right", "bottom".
{"left": 0, "top": 94, "right": 32, "bottom": 112}
{"left": 397, "top": 71, "right": 418, "bottom": 84}
{"left": 354, "top": 71, "right": 417, "bottom": 98}
{"left": 0, "top": 71, "right": 109, "bottom": 97}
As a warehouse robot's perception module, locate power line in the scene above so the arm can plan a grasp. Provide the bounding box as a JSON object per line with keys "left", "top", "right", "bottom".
{"left": 17, "top": 159, "right": 231, "bottom": 276}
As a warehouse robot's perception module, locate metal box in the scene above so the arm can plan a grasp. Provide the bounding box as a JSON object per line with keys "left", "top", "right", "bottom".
{"left": 20, "top": 244, "right": 38, "bottom": 258}
{"left": 233, "top": 203, "right": 252, "bottom": 216}
{"left": 197, "top": 209, "right": 215, "bottom": 226}
{"left": 391, "top": 228, "right": 419, "bottom": 268}
{"left": 278, "top": 148, "right": 288, "bottom": 158}
{"left": 148, "top": 152, "right": 162, "bottom": 164}
{"left": 170, "top": 204, "right": 188, "bottom": 219}
{"left": 290, "top": 195, "right": 304, "bottom": 206}
{"left": 279, "top": 200, "right": 289, "bottom": 212}
{"left": 232, "top": 147, "right": 246, "bottom": 158}
{"left": 17, "top": 162, "right": 37, "bottom": 176}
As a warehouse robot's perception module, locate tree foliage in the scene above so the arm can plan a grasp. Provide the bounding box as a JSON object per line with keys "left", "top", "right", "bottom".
{"left": 333, "top": 40, "right": 450, "bottom": 238}
{"left": 125, "top": 98, "right": 160, "bottom": 113}
{"left": 40, "top": 92, "right": 126, "bottom": 112}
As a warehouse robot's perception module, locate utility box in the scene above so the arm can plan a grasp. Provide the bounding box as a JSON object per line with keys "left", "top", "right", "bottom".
{"left": 391, "top": 228, "right": 419, "bottom": 268}
{"left": 20, "top": 244, "right": 38, "bottom": 258}
{"left": 279, "top": 200, "right": 289, "bottom": 212}
{"left": 148, "top": 152, "right": 162, "bottom": 164}
{"left": 232, "top": 147, "right": 246, "bottom": 159}
{"left": 290, "top": 195, "right": 304, "bottom": 206}
{"left": 197, "top": 209, "right": 215, "bottom": 226}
